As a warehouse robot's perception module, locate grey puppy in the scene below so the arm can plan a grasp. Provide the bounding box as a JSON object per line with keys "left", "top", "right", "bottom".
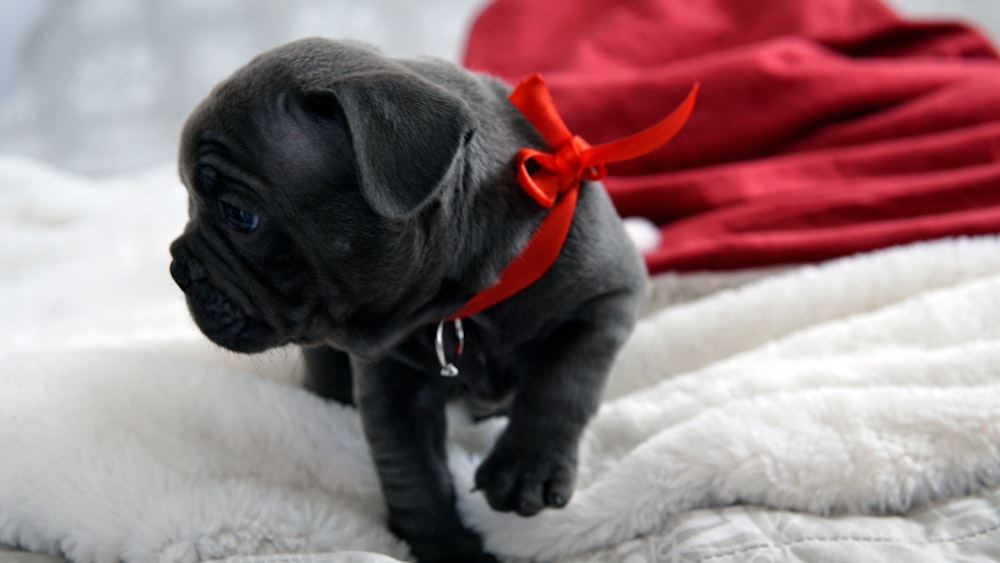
{"left": 169, "top": 38, "right": 645, "bottom": 563}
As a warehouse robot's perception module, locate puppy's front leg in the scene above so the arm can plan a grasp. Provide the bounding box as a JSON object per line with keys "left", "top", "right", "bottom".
{"left": 353, "top": 357, "right": 497, "bottom": 563}
{"left": 475, "top": 291, "right": 638, "bottom": 516}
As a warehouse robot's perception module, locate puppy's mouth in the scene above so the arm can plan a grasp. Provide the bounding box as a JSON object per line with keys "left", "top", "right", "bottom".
{"left": 184, "top": 281, "right": 277, "bottom": 353}
{"left": 170, "top": 259, "right": 279, "bottom": 354}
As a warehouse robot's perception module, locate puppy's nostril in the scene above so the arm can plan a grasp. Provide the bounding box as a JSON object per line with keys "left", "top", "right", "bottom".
{"left": 171, "top": 258, "right": 209, "bottom": 290}
{"left": 170, "top": 260, "right": 191, "bottom": 289}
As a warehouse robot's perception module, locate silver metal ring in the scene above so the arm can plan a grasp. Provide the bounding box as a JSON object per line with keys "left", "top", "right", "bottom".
{"left": 435, "top": 319, "right": 464, "bottom": 377}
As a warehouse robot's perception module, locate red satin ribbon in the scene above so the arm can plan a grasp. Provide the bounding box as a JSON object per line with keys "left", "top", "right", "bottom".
{"left": 448, "top": 74, "right": 699, "bottom": 321}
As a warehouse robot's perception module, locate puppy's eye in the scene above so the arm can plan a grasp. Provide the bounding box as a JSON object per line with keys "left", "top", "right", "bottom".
{"left": 219, "top": 200, "right": 259, "bottom": 233}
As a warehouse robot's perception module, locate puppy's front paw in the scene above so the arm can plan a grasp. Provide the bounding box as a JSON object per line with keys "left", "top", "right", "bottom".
{"left": 474, "top": 440, "right": 576, "bottom": 516}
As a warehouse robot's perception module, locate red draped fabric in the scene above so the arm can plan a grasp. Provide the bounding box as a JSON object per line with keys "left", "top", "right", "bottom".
{"left": 463, "top": 0, "right": 1000, "bottom": 272}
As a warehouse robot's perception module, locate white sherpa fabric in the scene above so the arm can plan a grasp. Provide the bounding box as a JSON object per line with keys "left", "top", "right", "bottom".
{"left": 1, "top": 157, "right": 999, "bottom": 562}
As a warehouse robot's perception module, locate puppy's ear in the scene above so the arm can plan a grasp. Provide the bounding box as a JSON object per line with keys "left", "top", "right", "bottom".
{"left": 307, "top": 74, "right": 475, "bottom": 219}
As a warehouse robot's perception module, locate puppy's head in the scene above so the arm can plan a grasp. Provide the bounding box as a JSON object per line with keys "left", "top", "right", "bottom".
{"left": 169, "top": 38, "right": 477, "bottom": 357}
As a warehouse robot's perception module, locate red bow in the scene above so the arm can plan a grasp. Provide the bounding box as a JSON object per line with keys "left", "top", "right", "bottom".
{"left": 448, "top": 74, "right": 699, "bottom": 321}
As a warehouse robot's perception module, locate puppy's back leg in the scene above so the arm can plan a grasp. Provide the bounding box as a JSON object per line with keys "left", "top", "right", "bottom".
{"left": 301, "top": 345, "right": 355, "bottom": 406}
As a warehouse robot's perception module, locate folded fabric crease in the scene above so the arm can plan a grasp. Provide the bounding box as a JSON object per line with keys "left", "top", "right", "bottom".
{"left": 465, "top": 0, "right": 1000, "bottom": 272}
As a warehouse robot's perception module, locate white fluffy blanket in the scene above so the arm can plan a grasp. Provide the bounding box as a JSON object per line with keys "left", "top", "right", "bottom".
{"left": 2, "top": 157, "right": 1000, "bottom": 562}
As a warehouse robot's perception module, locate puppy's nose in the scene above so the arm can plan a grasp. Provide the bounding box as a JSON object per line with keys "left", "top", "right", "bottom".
{"left": 169, "top": 238, "right": 208, "bottom": 291}
{"left": 170, "top": 258, "right": 208, "bottom": 290}
{"left": 170, "top": 260, "right": 192, "bottom": 290}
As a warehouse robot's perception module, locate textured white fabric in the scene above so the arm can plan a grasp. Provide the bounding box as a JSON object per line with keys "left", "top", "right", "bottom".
{"left": 2, "top": 158, "right": 1000, "bottom": 562}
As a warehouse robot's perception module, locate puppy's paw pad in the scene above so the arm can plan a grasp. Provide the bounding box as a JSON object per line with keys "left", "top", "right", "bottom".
{"left": 474, "top": 445, "right": 576, "bottom": 516}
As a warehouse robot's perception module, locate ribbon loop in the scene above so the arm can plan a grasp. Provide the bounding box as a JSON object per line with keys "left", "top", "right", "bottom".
{"left": 510, "top": 74, "right": 699, "bottom": 208}
{"left": 447, "top": 74, "right": 698, "bottom": 321}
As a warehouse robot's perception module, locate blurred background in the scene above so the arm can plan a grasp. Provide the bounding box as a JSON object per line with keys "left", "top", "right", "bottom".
{"left": 0, "top": 0, "right": 488, "bottom": 175}
{"left": 0, "top": 0, "right": 996, "bottom": 177}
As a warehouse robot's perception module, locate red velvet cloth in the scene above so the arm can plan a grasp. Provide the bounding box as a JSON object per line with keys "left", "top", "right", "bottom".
{"left": 463, "top": 0, "right": 1000, "bottom": 272}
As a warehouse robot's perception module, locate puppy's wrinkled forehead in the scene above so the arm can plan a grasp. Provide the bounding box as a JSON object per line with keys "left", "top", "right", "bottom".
{"left": 183, "top": 94, "right": 347, "bottom": 189}
{"left": 179, "top": 37, "right": 477, "bottom": 220}
{"left": 178, "top": 39, "right": 381, "bottom": 182}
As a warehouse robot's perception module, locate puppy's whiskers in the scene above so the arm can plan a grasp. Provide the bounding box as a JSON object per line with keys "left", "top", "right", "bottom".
{"left": 290, "top": 349, "right": 306, "bottom": 385}
{"left": 247, "top": 353, "right": 264, "bottom": 376}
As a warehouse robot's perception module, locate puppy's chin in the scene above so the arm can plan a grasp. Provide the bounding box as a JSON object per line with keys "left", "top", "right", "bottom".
{"left": 183, "top": 282, "right": 280, "bottom": 354}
